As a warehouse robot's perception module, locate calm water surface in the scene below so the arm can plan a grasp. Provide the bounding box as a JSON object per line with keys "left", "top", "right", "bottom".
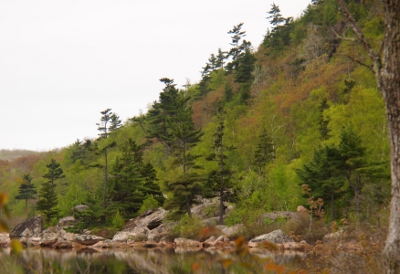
{"left": 0, "top": 247, "right": 305, "bottom": 274}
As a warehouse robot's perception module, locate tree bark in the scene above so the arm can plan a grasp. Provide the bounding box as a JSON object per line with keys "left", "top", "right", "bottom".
{"left": 381, "top": 1, "right": 400, "bottom": 271}
{"left": 338, "top": 1, "right": 400, "bottom": 271}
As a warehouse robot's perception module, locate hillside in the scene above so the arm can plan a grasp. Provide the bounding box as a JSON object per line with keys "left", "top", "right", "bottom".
{"left": 0, "top": 1, "right": 392, "bottom": 271}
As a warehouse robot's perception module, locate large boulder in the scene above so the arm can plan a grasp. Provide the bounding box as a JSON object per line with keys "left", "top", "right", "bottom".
{"left": 248, "top": 229, "right": 293, "bottom": 248}
{"left": 124, "top": 208, "right": 167, "bottom": 231}
{"left": 217, "top": 224, "right": 245, "bottom": 239}
{"left": 10, "top": 215, "right": 43, "bottom": 239}
{"left": 75, "top": 234, "right": 105, "bottom": 245}
{"left": 58, "top": 216, "right": 77, "bottom": 228}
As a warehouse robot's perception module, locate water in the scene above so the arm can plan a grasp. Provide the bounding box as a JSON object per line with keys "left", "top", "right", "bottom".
{"left": 0, "top": 247, "right": 305, "bottom": 274}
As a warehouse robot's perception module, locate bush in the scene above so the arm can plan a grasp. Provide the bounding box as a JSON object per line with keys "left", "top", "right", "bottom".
{"left": 111, "top": 210, "right": 124, "bottom": 230}
{"left": 173, "top": 215, "right": 204, "bottom": 240}
{"left": 138, "top": 195, "right": 159, "bottom": 215}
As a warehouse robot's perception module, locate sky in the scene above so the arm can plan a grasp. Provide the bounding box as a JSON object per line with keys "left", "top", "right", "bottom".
{"left": 0, "top": 0, "right": 311, "bottom": 151}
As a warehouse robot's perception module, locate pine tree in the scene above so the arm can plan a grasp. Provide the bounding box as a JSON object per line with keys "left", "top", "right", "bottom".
{"left": 15, "top": 174, "right": 37, "bottom": 215}
{"left": 164, "top": 94, "right": 203, "bottom": 217}
{"left": 253, "top": 130, "right": 275, "bottom": 176}
{"left": 108, "top": 139, "right": 145, "bottom": 219}
{"left": 297, "top": 146, "right": 345, "bottom": 224}
{"left": 206, "top": 112, "right": 236, "bottom": 224}
{"left": 338, "top": 128, "right": 367, "bottom": 216}
{"left": 37, "top": 159, "right": 65, "bottom": 225}
{"left": 96, "top": 108, "right": 121, "bottom": 222}
{"left": 147, "top": 78, "right": 180, "bottom": 158}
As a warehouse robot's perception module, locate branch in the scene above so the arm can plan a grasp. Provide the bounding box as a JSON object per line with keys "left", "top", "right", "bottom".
{"left": 337, "top": 53, "right": 374, "bottom": 73}
{"left": 337, "top": 0, "right": 380, "bottom": 66}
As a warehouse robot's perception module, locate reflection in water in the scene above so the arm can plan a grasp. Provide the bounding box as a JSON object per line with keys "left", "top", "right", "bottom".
{"left": 0, "top": 247, "right": 304, "bottom": 274}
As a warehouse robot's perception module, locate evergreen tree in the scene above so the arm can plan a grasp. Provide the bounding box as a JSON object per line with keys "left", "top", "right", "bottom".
{"left": 108, "top": 139, "right": 146, "bottom": 219}
{"left": 235, "top": 48, "right": 256, "bottom": 83}
{"left": 338, "top": 128, "right": 367, "bottom": 216}
{"left": 267, "top": 3, "right": 285, "bottom": 27}
{"left": 96, "top": 108, "right": 121, "bottom": 221}
{"left": 146, "top": 78, "right": 180, "bottom": 158}
{"left": 164, "top": 94, "right": 203, "bottom": 217}
{"left": 15, "top": 174, "right": 37, "bottom": 215}
{"left": 297, "top": 146, "right": 346, "bottom": 224}
{"left": 226, "top": 23, "right": 250, "bottom": 72}
{"left": 253, "top": 130, "right": 275, "bottom": 176}
{"left": 206, "top": 112, "right": 236, "bottom": 224}
{"left": 37, "top": 159, "right": 65, "bottom": 225}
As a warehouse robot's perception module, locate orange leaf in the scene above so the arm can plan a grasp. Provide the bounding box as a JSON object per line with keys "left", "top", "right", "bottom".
{"left": 192, "top": 262, "right": 200, "bottom": 272}
{"left": 276, "top": 265, "right": 285, "bottom": 274}
{"left": 234, "top": 236, "right": 245, "bottom": 248}
{"left": 265, "top": 261, "right": 277, "bottom": 271}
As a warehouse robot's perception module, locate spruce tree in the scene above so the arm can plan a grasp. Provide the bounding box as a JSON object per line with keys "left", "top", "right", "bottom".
{"left": 15, "top": 174, "right": 37, "bottom": 215}
{"left": 164, "top": 94, "right": 203, "bottom": 217}
{"left": 297, "top": 146, "right": 345, "bottom": 224}
{"left": 108, "top": 138, "right": 145, "bottom": 219}
{"left": 96, "top": 108, "right": 121, "bottom": 222}
{"left": 37, "top": 159, "right": 65, "bottom": 225}
{"left": 206, "top": 112, "right": 236, "bottom": 224}
{"left": 146, "top": 78, "right": 180, "bottom": 158}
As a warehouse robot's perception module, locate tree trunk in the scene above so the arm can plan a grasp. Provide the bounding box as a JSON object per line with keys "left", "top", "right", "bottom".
{"left": 338, "top": 1, "right": 400, "bottom": 271}
{"left": 101, "top": 149, "right": 108, "bottom": 223}
{"left": 380, "top": 1, "right": 400, "bottom": 272}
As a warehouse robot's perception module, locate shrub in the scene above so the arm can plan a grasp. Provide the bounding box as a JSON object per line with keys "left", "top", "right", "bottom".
{"left": 138, "top": 195, "right": 160, "bottom": 215}
{"left": 111, "top": 210, "right": 124, "bottom": 230}
{"left": 173, "top": 215, "right": 204, "bottom": 240}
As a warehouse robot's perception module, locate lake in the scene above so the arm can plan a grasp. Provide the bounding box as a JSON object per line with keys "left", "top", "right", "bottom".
{"left": 0, "top": 247, "right": 305, "bottom": 273}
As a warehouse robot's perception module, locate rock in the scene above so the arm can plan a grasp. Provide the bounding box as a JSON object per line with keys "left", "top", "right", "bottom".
{"left": 204, "top": 235, "right": 229, "bottom": 247}
{"left": 40, "top": 231, "right": 58, "bottom": 246}
{"left": 147, "top": 223, "right": 175, "bottom": 242}
{"left": 124, "top": 208, "right": 167, "bottom": 231}
{"left": 75, "top": 234, "right": 105, "bottom": 245}
{"left": 58, "top": 216, "right": 77, "bottom": 228}
{"left": 10, "top": 215, "right": 43, "bottom": 239}
{"left": 297, "top": 206, "right": 307, "bottom": 213}
{"left": 248, "top": 229, "right": 292, "bottom": 248}
{"left": 323, "top": 230, "right": 343, "bottom": 243}
{"left": 0, "top": 233, "right": 10, "bottom": 246}
{"left": 113, "top": 227, "right": 149, "bottom": 243}
{"left": 217, "top": 224, "right": 244, "bottom": 239}
{"left": 72, "top": 204, "right": 89, "bottom": 213}
{"left": 261, "top": 212, "right": 295, "bottom": 222}
{"left": 174, "top": 238, "right": 203, "bottom": 248}
{"left": 27, "top": 237, "right": 41, "bottom": 246}
{"left": 53, "top": 240, "right": 73, "bottom": 249}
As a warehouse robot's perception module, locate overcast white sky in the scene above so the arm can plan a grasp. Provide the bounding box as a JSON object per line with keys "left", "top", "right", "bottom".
{"left": 0, "top": 0, "right": 311, "bottom": 151}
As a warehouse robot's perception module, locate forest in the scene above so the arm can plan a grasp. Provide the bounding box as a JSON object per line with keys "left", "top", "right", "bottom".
{"left": 0, "top": 0, "right": 393, "bottom": 266}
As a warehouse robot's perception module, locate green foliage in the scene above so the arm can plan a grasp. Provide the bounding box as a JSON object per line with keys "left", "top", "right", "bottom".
{"left": 138, "top": 195, "right": 160, "bottom": 215}
{"left": 111, "top": 210, "right": 124, "bottom": 230}
{"left": 37, "top": 159, "right": 65, "bottom": 225}
{"left": 172, "top": 214, "right": 204, "bottom": 239}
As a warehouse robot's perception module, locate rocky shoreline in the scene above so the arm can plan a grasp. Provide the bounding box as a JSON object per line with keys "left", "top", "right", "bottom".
{"left": 0, "top": 209, "right": 312, "bottom": 253}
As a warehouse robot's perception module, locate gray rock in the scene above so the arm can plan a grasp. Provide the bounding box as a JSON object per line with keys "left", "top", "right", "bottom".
{"left": 248, "top": 229, "right": 292, "bottom": 247}
{"left": 58, "top": 216, "right": 77, "bottom": 228}
{"left": 75, "top": 234, "right": 105, "bottom": 245}
{"left": 10, "top": 215, "right": 43, "bottom": 239}
{"left": 217, "top": 224, "right": 244, "bottom": 239}
{"left": 124, "top": 208, "right": 167, "bottom": 231}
